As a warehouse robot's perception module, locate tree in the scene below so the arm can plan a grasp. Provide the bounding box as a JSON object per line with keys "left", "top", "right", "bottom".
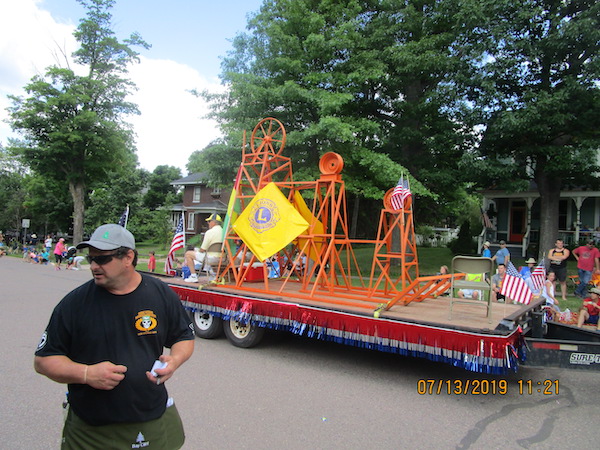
{"left": 143, "top": 165, "right": 182, "bottom": 210}
{"left": 0, "top": 144, "right": 28, "bottom": 234}
{"left": 7, "top": 0, "right": 149, "bottom": 243}
{"left": 449, "top": 220, "right": 477, "bottom": 255}
{"left": 201, "top": 0, "right": 455, "bottom": 234}
{"left": 187, "top": 139, "right": 241, "bottom": 188}
{"left": 460, "top": 0, "right": 600, "bottom": 258}
{"left": 85, "top": 167, "right": 147, "bottom": 231}
{"left": 23, "top": 175, "right": 73, "bottom": 236}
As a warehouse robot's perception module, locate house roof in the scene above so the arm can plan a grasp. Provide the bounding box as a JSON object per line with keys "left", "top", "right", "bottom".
{"left": 185, "top": 200, "right": 228, "bottom": 212}
{"left": 170, "top": 172, "right": 210, "bottom": 186}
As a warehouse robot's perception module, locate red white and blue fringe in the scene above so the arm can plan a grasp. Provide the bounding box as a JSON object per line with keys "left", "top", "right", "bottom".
{"left": 172, "top": 285, "right": 525, "bottom": 374}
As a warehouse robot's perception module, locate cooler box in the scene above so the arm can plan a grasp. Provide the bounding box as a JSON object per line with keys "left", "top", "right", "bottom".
{"left": 243, "top": 263, "right": 264, "bottom": 282}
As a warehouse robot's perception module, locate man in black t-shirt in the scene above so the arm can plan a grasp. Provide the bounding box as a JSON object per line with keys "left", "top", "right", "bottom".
{"left": 35, "top": 224, "right": 194, "bottom": 449}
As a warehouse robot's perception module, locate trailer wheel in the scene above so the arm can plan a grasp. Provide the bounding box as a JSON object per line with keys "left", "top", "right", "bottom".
{"left": 191, "top": 311, "right": 223, "bottom": 339}
{"left": 223, "top": 318, "right": 265, "bottom": 348}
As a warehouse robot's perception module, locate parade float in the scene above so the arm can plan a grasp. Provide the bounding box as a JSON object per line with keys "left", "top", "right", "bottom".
{"left": 160, "top": 118, "right": 600, "bottom": 373}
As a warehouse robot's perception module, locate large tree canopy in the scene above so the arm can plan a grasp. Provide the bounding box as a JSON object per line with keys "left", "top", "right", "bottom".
{"left": 460, "top": 0, "right": 600, "bottom": 257}
{"left": 202, "top": 0, "right": 476, "bottom": 223}
{"left": 7, "top": 0, "right": 148, "bottom": 243}
{"left": 143, "top": 165, "right": 182, "bottom": 210}
{"left": 200, "top": 0, "right": 599, "bottom": 246}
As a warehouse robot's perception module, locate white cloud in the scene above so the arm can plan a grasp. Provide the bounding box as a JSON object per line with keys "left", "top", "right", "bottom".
{"left": 0, "top": 0, "right": 77, "bottom": 146}
{"left": 0, "top": 1, "right": 76, "bottom": 88}
{"left": 127, "top": 58, "right": 224, "bottom": 173}
{"left": 0, "top": 0, "right": 224, "bottom": 174}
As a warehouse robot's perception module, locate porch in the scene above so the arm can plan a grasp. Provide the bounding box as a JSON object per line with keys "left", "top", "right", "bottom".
{"left": 479, "top": 189, "right": 600, "bottom": 257}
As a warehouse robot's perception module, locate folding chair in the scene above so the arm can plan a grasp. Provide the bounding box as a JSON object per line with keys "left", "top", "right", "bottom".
{"left": 449, "top": 256, "right": 494, "bottom": 322}
{"left": 198, "top": 242, "right": 228, "bottom": 280}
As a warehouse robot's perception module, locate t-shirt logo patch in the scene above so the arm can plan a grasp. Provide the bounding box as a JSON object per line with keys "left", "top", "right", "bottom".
{"left": 37, "top": 331, "right": 48, "bottom": 350}
{"left": 132, "top": 431, "right": 149, "bottom": 448}
{"left": 135, "top": 310, "right": 158, "bottom": 335}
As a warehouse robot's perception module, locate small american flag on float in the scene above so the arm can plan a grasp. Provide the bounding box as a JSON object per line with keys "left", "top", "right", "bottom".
{"left": 390, "top": 175, "right": 412, "bottom": 211}
{"left": 501, "top": 261, "right": 533, "bottom": 304}
{"left": 530, "top": 260, "right": 547, "bottom": 293}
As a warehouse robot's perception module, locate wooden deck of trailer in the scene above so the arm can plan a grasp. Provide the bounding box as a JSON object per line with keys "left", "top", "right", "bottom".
{"left": 164, "top": 274, "right": 544, "bottom": 335}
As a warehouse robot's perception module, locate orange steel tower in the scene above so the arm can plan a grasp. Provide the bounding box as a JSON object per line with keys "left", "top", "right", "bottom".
{"left": 217, "top": 118, "right": 432, "bottom": 311}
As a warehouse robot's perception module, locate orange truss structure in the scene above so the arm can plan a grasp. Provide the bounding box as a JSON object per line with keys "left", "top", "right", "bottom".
{"left": 216, "top": 118, "right": 441, "bottom": 312}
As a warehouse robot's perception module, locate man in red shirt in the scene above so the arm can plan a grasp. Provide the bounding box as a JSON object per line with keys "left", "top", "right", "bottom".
{"left": 577, "top": 287, "right": 600, "bottom": 330}
{"left": 572, "top": 240, "right": 600, "bottom": 298}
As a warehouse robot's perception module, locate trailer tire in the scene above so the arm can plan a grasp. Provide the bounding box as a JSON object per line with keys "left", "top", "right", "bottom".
{"left": 223, "top": 318, "right": 265, "bottom": 348}
{"left": 191, "top": 311, "right": 223, "bottom": 339}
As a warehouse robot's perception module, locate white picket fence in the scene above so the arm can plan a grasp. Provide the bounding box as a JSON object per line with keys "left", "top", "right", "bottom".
{"left": 415, "top": 227, "right": 459, "bottom": 247}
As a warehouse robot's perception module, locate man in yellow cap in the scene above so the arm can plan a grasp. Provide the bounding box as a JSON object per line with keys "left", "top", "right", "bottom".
{"left": 197, "top": 214, "right": 223, "bottom": 274}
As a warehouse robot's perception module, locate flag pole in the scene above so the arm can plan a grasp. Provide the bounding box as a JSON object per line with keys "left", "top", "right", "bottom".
{"left": 182, "top": 212, "right": 186, "bottom": 248}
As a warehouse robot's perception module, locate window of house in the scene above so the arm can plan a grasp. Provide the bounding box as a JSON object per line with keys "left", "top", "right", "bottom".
{"left": 187, "top": 213, "right": 195, "bottom": 230}
{"left": 193, "top": 186, "right": 201, "bottom": 203}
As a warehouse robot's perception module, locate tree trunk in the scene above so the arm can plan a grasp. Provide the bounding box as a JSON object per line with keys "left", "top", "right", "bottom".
{"left": 69, "top": 181, "right": 86, "bottom": 245}
{"left": 536, "top": 172, "right": 561, "bottom": 262}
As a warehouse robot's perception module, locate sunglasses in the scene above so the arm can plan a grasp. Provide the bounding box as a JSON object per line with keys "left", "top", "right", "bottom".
{"left": 86, "top": 252, "right": 119, "bottom": 265}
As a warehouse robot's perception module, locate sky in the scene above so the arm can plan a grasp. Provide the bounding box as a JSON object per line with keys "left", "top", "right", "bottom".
{"left": 0, "top": 0, "right": 264, "bottom": 174}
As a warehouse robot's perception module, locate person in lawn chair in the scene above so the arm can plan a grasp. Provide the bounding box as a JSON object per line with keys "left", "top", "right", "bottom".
{"left": 577, "top": 287, "right": 600, "bottom": 331}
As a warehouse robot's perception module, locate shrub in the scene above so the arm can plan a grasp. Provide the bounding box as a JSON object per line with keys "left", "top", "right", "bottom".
{"left": 448, "top": 220, "right": 477, "bottom": 255}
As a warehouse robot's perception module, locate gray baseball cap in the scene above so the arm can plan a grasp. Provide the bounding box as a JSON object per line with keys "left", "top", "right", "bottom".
{"left": 76, "top": 224, "right": 135, "bottom": 250}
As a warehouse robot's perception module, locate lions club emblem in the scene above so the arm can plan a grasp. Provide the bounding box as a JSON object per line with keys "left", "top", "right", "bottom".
{"left": 135, "top": 310, "right": 158, "bottom": 335}
{"left": 249, "top": 198, "right": 280, "bottom": 233}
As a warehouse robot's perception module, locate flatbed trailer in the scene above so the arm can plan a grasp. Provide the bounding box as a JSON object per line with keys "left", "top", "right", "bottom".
{"left": 157, "top": 274, "right": 539, "bottom": 374}
{"left": 151, "top": 273, "right": 600, "bottom": 373}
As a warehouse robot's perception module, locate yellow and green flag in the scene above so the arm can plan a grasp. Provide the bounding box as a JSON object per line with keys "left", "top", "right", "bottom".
{"left": 293, "top": 191, "right": 324, "bottom": 262}
{"left": 222, "top": 164, "right": 243, "bottom": 242}
{"left": 233, "top": 182, "right": 309, "bottom": 261}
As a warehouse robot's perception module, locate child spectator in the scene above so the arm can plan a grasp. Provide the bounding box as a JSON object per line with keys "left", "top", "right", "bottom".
{"left": 29, "top": 250, "right": 40, "bottom": 263}
{"left": 541, "top": 271, "right": 561, "bottom": 320}
{"left": 148, "top": 251, "right": 156, "bottom": 272}
{"left": 40, "top": 249, "right": 50, "bottom": 264}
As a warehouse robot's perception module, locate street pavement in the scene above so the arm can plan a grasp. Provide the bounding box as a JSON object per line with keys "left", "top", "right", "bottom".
{"left": 1, "top": 255, "right": 599, "bottom": 449}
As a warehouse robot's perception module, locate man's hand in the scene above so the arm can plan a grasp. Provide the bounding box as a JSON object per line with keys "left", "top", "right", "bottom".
{"left": 146, "top": 354, "right": 175, "bottom": 385}
{"left": 146, "top": 340, "right": 194, "bottom": 386}
{"left": 86, "top": 362, "right": 127, "bottom": 390}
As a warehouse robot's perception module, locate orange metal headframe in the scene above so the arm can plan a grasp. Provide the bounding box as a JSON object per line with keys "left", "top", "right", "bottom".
{"left": 217, "top": 118, "right": 422, "bottom": 310}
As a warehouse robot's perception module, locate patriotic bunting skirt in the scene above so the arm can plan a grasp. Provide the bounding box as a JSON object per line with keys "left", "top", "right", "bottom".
{"left": 171, "top": 285, "right": 525, "bottom": 374}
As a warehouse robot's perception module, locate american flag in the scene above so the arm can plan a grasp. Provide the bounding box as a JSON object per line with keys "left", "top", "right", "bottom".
{"left": 390, "top": 175, "right": 412, "bottom": 211}
{"left": 501, "top": 261, "right": 533, "bottom": 304}
{"left": 165, "top": 213, "right": 185, "bottom": 276}
{"left": 530, "top": 259, "right": 547, "bottom": 293}
{"left": 118, "top": 205, "right": 129, "bottom": 228}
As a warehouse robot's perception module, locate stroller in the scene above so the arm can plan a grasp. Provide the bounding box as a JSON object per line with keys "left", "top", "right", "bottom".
{"left": 65, "top": 246, "right": 78, "bottom": 269}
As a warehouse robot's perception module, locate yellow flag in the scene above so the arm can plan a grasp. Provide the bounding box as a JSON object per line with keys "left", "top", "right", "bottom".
{"left": 293, "top": 191, "right": 325, "bottom": 262}
{"left": 233, "top": 182, "right": 309, "bottom": 261}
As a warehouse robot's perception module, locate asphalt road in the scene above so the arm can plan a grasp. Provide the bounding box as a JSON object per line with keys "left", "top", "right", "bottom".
{"left": 1, "top": 256, "right": 598, "bottom": 449}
